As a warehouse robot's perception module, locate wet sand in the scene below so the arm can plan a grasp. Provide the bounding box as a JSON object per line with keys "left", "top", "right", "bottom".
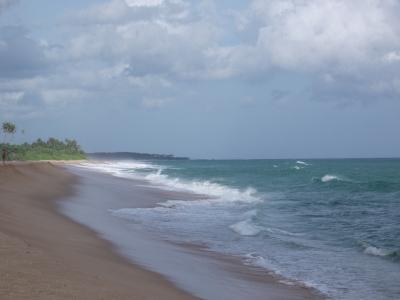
{"left": 0, "top": 163, "right": 196, "bottom": 299}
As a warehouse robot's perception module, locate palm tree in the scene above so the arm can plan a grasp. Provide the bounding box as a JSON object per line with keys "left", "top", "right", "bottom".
{"left": 2, "top": 122, "right": 16, "bottom": 143}
{"left": 2, "top": 122, "right": 16, "bottom": 163}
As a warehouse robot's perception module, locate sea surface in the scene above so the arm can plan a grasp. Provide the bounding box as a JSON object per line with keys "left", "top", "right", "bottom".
{"left": 80, "top": 159, "right": 400, "bottom": 300}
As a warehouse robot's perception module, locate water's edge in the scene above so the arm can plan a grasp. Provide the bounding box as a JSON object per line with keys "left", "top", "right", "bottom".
{"left": 59, "top": 165, "right": 323, "bottom": 300}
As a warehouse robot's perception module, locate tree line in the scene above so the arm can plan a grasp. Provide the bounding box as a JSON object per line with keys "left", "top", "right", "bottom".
{"left": 1, "top": 121, "right": 86, "bottom": 161}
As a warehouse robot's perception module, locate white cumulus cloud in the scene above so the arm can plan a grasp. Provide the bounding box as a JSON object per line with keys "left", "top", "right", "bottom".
{"left": 249, "top": 0, "right": 400, "bottom": 71}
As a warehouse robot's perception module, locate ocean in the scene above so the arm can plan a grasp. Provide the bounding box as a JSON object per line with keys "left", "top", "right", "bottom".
{"left": 79, "top": 158, "right": 400, "bottom": 300}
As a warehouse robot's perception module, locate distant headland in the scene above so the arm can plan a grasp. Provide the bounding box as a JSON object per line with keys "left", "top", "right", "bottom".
{"left": 88, "top": 152, "right": 189, "bottom": 161}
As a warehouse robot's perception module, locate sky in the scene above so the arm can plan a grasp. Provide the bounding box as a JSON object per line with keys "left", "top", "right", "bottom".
{"left": 0, "top": 0, "right": 400, "bottom": 159}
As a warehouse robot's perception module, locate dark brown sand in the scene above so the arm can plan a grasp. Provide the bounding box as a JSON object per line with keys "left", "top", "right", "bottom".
{"left": 0, "top": 163, "right": 196, "bottom": 299}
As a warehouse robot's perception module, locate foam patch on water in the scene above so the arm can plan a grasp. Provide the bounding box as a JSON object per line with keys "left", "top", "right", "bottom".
{"left": 296, "top": 161, "right": 310, "bottom": 166}
{"left": 243, "top": 253, "right": 331, "bottom": 297}
{"left": 361, "top": 243, "right": 399, "bottom": 258}
{"left": 230, "top": 219, "right": 263, "bottom": 236}
{"left": 364, "top": 246, "right": 391, "bottom": 257}
{"left": 229, "top": 209, "right": 303, "bottom": 238}
{"left": 266, "top": 227, "right": 304, "bottom": 237}
{"left": 321, "top": 174, "right": 341, "bottom": 182}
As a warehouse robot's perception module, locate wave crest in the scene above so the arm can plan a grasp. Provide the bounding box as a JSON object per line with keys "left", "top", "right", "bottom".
{"left": 362, "top": 244, "right": 399, "bottom": 258}
{"left": 144, "top": 170, "right": 260, "bottom": 204}
{"left": 296, "top": 161, "right": 310, "bottom": 166}
{"left": 79, "top": 161, "right": 261, "bottom": 204}
{"left": 321, "top": 175, "right": 340, "bottom": 182}
{"left": 77, "top": 160, "right": 161, "bottom": 178}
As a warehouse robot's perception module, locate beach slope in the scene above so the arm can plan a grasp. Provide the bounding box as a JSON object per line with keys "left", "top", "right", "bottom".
{"left": 0, "top": 163, "right": 196, "bottom": 300}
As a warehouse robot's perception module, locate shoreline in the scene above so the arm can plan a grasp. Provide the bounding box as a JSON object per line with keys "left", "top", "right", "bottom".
{"left": 61, "top": 163, "right": 324, "bottom": 300}
{"left": 0, "top": 162, "right": 196, "bottom": 299}
{"left": 0, "top": 161, "right": 324, "bottom": 299}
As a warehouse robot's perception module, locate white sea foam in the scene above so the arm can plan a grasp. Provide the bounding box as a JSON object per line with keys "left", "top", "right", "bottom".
{"left": 266, "top": 227, "right": 304, "bottom": 237}
{"left": 230, "top": 220, "right": 263, "bottom": 236}
{"left": 364, "top": 246, "right": 390, "bottom": 257}
{"left": 296, "top": 161, "right": 310, "bottom": 166}
{"left": 363, "top": 245, "right": 398, "bottom": 257}
{"left": 230, "top": 221, "right": 302, "bottom": 238}
{"left": 79, "top": 161, "right": 261, "bottom": 204}
{"left": 244, "top": 253, "right": 268, "bottom": 268}
{"left": 77, "top": 160, "right": 160, "bottom": 178}
{"left": 293, "top": 165, "right": 302, "bottom": 170}
{"left": 321, "top": 174, "right": 340, "bottom": 182}
{"left": 142, "top": 169, "right": 260, "bottom": 204}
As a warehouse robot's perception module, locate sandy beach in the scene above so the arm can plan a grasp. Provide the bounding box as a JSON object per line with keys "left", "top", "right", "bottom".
{"left": 0, "top": 163, "right": 196, "bottom": 299}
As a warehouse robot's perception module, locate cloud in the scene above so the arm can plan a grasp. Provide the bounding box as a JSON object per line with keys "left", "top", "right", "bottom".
{"left": 0, "top": 0, "right": 17, "bottom": 13}
{"left": 383, "top": 51, "right": 400, "bottom": 63}
{"left": 141, "top": 96, "right": 173, "bottom": 109}
{"left": 0, "top": 91, "right": 24, "bottom": 105}
{"left": 2, "top": 0, "right": 400, "bottom": 118}
{"left": 66, "top": 0, "right": 400, "bottom": 99}
{"left": 40, "top": 89, "right": 91, "bottom": 106}
{"left": 66, "top": 0, "right": 219, "bottom": 81}
{"left": 217, "top": 0, "right": 400, "bottom": 101}
{"left": 72, "top": 0, "right": 188, "bottom": 25}
{"left": 0, "top": 89, "right": 42, "bottom": 119}
{"left": 250, "top": 0, "right": 400, "bottom": 71}
{"left": 0, "top": 26, "right": 49, "bottom": 78}
{"left": 125, "top": 0, "right": 164, "bottom": 7}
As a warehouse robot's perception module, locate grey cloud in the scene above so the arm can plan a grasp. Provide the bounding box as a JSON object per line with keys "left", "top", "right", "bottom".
{"left": 49, "top": 0, "right": 400, "bottom": 107}
{"left": 66, "top": 3, "right": 220, "bottom": 80}
{"left": 3, "top": 0, "right": 400, "bottom": 117}
{"left": 71, "top": 0, "right": 189, "bottom": 25}
{"left": 0, "top": 26, "right": 49, "bottom": 78}
{"left": 0, "top": 89, "right": 45, "bottom": 120}
{"left": 218, "top": 0, "right": 400, "bottom": 102}
{"left": 0, "top": 0, "right": 17, "bottom": 13}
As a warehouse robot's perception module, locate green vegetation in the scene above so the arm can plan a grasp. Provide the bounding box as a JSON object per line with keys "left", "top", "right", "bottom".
{"left": 1, "top": 121, "right": 86, "bottom": 161}
{"left": 1, "top": 138, "right": 86, "bottom": 161}
{"left": 2, "top": 122, "right": 16, "bottom": 142}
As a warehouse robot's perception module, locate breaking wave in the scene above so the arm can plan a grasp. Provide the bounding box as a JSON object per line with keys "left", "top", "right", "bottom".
{"left": 144, "top": 170, "right": 260, "bottom": 204}
{"left": 78, "top": 161, "right": 261, "bottom": 204}
{"left": 321, "top": 174, "right": 341, "bottom": 182}
{"left": 77, "top": 160, "right": 161, "bottom": 178}
{"left": 361, "top": 243, "right": 399, "bottom": 259}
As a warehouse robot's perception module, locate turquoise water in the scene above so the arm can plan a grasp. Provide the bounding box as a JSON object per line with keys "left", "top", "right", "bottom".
{"left": 85, "top": 159, "right": 400, "bottom": 299}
